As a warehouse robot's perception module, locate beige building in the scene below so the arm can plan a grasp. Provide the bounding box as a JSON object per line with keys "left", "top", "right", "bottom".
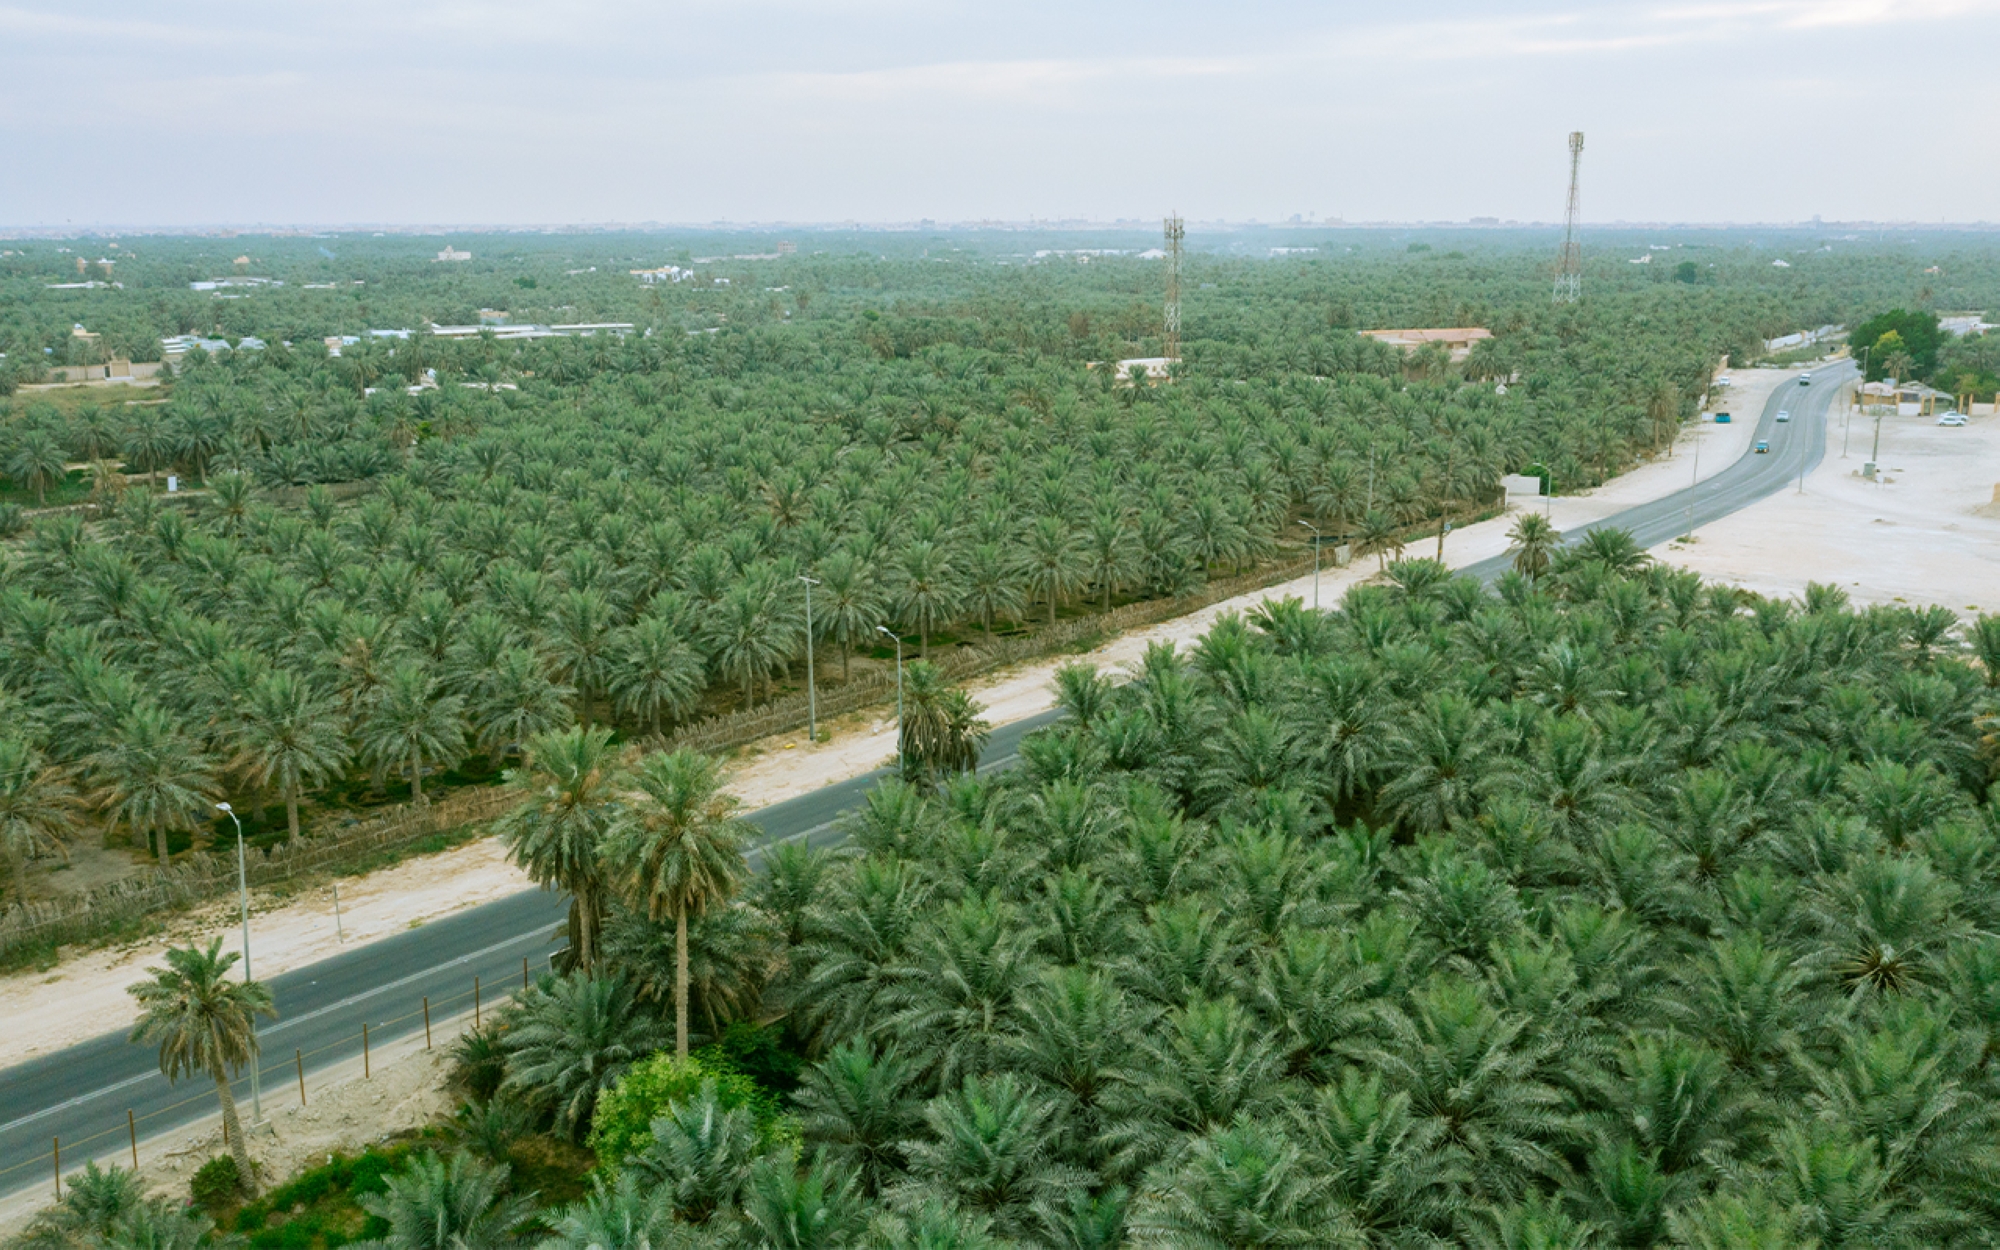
{"left": 1359, "top": 326, "right": 1494, "bottom": 362}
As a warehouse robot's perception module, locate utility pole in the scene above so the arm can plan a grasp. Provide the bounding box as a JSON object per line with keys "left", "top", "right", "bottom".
{"left": 798, "top": 575, "right": 819, "bottom": 743}
{"left": 1163, "top": 214, "right": 1184, "bottom": 365}
{"left": 1295, "top": 519, "right": 1322, "bottom": 609}
{"left": 1553, "top": 131, "right": 1585, "bottom": 304}
{"left": 216, "top": 803, "right": 261, "bottom": 1127}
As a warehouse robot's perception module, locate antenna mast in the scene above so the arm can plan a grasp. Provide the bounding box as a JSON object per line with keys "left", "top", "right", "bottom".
{"left": 1164, "top": 213, "right": 1184, "bottom": 362}
{"left": 1553, "top": 131, "right": 1584, "bottom": 304}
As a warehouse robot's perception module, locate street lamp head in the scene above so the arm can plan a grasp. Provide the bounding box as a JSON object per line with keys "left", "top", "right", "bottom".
{"left": 876, "top": 626, "right": 896, "bottom": 640}
{"left": 799, "top": 575, "right": 820, "bottom": 585}
{"left": 215, "top": 802, "right": 232, "bottom": 813}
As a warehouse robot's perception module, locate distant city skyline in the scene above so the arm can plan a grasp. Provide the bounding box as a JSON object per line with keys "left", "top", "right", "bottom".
{"left": 4, "top": 0, "right": 1996, "bottom": 228}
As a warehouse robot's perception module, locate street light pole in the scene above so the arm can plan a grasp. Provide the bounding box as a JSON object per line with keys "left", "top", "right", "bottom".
{"left": 875, "top": 626, "right": 903, "bottom": 752}
{"left": 1295, "top": 519, "right": 1321, "bottom": 609}
{"left": 216, "top": 802, "right": 261, "bottom": 1126}
{"left": 1685, "top": 423, "right": 1701, "bottom": 540}
{"left": 798, "top": 575, "right": 820, "bottom": 743}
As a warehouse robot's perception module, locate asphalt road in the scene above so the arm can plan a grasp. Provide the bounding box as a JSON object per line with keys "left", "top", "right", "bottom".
{"left": 1, "top": 369, "right": 1845, "bottom": 1191}
{"left": 0, "top": 708, "right": 1065, "bottom": 1195}
{"left": 1462, "top": 361, "right": 1853, "bottom": 580}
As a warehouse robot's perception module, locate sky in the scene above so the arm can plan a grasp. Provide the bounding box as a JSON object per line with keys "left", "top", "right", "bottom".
{"left": 3, "top": 0, "right": 1997, "bottom": 229}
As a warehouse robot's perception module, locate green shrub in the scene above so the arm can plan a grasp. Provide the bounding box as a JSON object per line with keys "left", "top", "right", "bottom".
{"left": 191, "top": 1154, "right": 242, "bottom": 1209}
{"left": 586, "top": 1052, "right": 765, "bottom": 1175}
{"left": 705, "top": 1020, "right": 804, "bottom": 1095}
{"left": 448, "top": 1023, "right": 509, "bottom": 1103}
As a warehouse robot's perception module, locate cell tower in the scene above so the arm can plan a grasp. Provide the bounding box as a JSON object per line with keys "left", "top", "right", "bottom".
{"left": 1164, "top": 213, "right": 1185, "bottom": 362}
{"left": 1553, "top": 131, "right": 1584, "bottom": 304}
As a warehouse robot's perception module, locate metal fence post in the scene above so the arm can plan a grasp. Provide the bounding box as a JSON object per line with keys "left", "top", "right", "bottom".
{"left": 53, "top": 1137, "right": 61, "bottom": 1199}
{"left": 423, "top": 997, "right": 432, "bottom": 1049}
{"left": 362, "top": 1023, "right": 370, "bottom": 1079}
{"left": 296, "top": 1050, "right": 307, "bottom": 1105}
{"left": 523, "top": 956, "right": 530, "bottom": 990}
{"left": 129, "top": 1110, "right": 138, "bottom": 1169}
{"left": 474, "top": 976, "right": 481, "bottom": 1028}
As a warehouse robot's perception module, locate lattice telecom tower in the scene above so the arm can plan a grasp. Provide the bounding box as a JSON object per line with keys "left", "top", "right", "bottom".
{"left": 1553, "top": 131, "right": 1584, "bottom": 304}
{"left": 1164, "top": 213, "right": 1185, "bottom": 361}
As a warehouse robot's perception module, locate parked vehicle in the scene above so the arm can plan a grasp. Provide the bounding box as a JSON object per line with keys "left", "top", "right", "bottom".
{"left": 1714, "top": 412, "right": 1732, "bottom": 423}
{"left": 1799, "top": 373, "right": 1813, "bottom": 385}
{"left": 1938, "top": 413, "right": 1969, "bottom": 427}
{"left": 1776, "top": 410, "right": 1790, "bottom": 422}
{"left": 1754, "top": 441, "right": 1771, "bottom": 453}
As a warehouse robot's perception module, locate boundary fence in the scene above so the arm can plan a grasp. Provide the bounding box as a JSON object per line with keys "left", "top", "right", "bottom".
{"left": 0, "top": 789, "right": 514, "bottom": 964}
{"left": 0, "top": 952, "right": 552, "bottom": 1205}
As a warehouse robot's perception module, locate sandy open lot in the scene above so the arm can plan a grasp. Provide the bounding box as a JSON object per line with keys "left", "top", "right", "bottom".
{"left": 1, "top": 360, "right": 1815, "bottom": 1064}
{"left": 1656, "top": 384, "right": 2000, "bottom": 610}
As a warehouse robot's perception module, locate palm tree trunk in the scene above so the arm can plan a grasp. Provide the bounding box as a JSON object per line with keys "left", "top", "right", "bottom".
{"left": 674, "top": 909, "right": 690, "bottom": 1060}
{"left": 576, "top": 883, "right": 597, "bottom": 972}
{"left": 154, "top": 824, "right": 169, "bottom": 868}
{"left": 410, "top": 747, "right": 424, "bottom": 804}
{"left": 214, "top": 1071, "right": 256, "bottom": 1193}
{"left": 285, "top": 782, "right": 301, "bottom": 842}
{"left": 842, "top": 642, "right": 851, "bottom": 684}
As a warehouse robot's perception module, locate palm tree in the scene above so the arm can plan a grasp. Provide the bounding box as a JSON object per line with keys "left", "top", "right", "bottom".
{"left": 93, "top": 704, "right": 219, "bottom": 866}
{"left": 121, "top": 406, "right": 176, "bottom": 489}
{"left": 704, "top": 578, "right": 788, "bottom": 708}
{"left": 1508, "top": 511, "right": 1560, "bottom": 581}
{"left": 897, "top": 661, "right": 990, "bottom": 782}
{"left": 127, "top": 940, "right": 276, "bottom": 1193}
{"left": 815, "top": 549, "right": 886, "bottom": 682}
{"left": 893, "top": 539, "right": 964, "bottom": 659}
{"left": 550, "top": 588, "right": 615, "bottom": 725}
{"left": 357, "top": 1149, "right": 534, "bottom": 1250}
{"left": 1082, "top": 505, "right": 1136, "bottom": 612}
{"left": 962, "top": 541, "right": 1027, "bottom": 639}
{"left": 605, "top": 748, "right": 747, "bottom": 1058}
{"left": 1017, "top": 515, "right": 1088, "bottom": 626}
{"left": 795, "top": 1038, "right": 926, "bottom": 1197}
{"left": 629, "top": 1079, "right": 763, "bottom": 1225}
{"left": 498, "top": 972, "right": 665, "bottom": 1140}
{"left": 357, "top": 661, "right": 464, "bottom": 804}
{"left": 1127, "top": 1119, "right": 1340, "bottom": 1247}
{"left": 7, "top": 430, "right": 69, "bottom": 505}
{"left": 535, "top": 1170, "right": 676, "bottom": 1250}
{"left": 0, "top": 738, "right": 81, "bottom": 896}
{"left": 901, "top": 1073, "right": 1083, "bottom": 1241}
{"left": 464, "top": 647, "right": 575, "bottom": 767}
{"left": 498, "top": 725, "right": 620, "bottom": 971}
{"left": 739, "top": 1154, "right": 871, "bottom": 1250}
{"left": 605, "top": 616, "right": 704, "bottom": 736}
{"left": 230, "top": 671, "right": 348, "bottom": 841}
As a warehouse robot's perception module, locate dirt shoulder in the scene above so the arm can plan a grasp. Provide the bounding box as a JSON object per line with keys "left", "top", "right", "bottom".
{"left": 0, "top": 841, "right": 531, "bottom": 1067}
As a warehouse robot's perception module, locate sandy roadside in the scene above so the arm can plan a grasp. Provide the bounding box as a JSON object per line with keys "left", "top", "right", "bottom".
{"left": 0, "top": 362, "right": 1804, "bottom": 1063}
{"left": 1655, "top": 382, "right": 2000, "bottom": 609}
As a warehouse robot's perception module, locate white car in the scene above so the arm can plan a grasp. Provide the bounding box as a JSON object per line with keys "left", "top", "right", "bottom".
{"left": 1776, "top": 410, "right": 1791, "bottom": 422}
{"left": 1937, "top": 413, "right": 1968, "bottom": 427}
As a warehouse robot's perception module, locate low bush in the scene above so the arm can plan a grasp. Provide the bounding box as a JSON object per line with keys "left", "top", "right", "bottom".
{"left": 190, "top": 1155, "right": 242, "bottom": 1211}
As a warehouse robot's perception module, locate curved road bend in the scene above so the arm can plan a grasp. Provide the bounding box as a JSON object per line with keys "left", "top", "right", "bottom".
{"left": 0, "top": 709, "right": 1064, "bottom": 1194}
{"left": 1, "top": 367, "right": 1843, "bottom": 1191}
{"left": 1464, "top": 361, "right": 1854, "bottom": 580}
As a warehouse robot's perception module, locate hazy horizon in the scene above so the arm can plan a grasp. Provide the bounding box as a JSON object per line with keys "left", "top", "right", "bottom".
{"left": 5, "top": 0, "right": 1998, "bottom": 229}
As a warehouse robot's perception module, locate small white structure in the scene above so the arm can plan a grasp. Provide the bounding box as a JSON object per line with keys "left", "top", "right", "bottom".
{"left": 1502, "top": 473, "right": 1545, "bottom": 501}
{"left": 436, "top": 246, "right": 471, "bottom": 262}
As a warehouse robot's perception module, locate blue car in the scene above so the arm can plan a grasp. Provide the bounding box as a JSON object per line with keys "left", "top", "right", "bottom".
{"left": 1715, "top": 412, "right": 1732, "bottom": 424}
{"left": 1754, "top": 441, "right": 1770, "bottom": 454}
